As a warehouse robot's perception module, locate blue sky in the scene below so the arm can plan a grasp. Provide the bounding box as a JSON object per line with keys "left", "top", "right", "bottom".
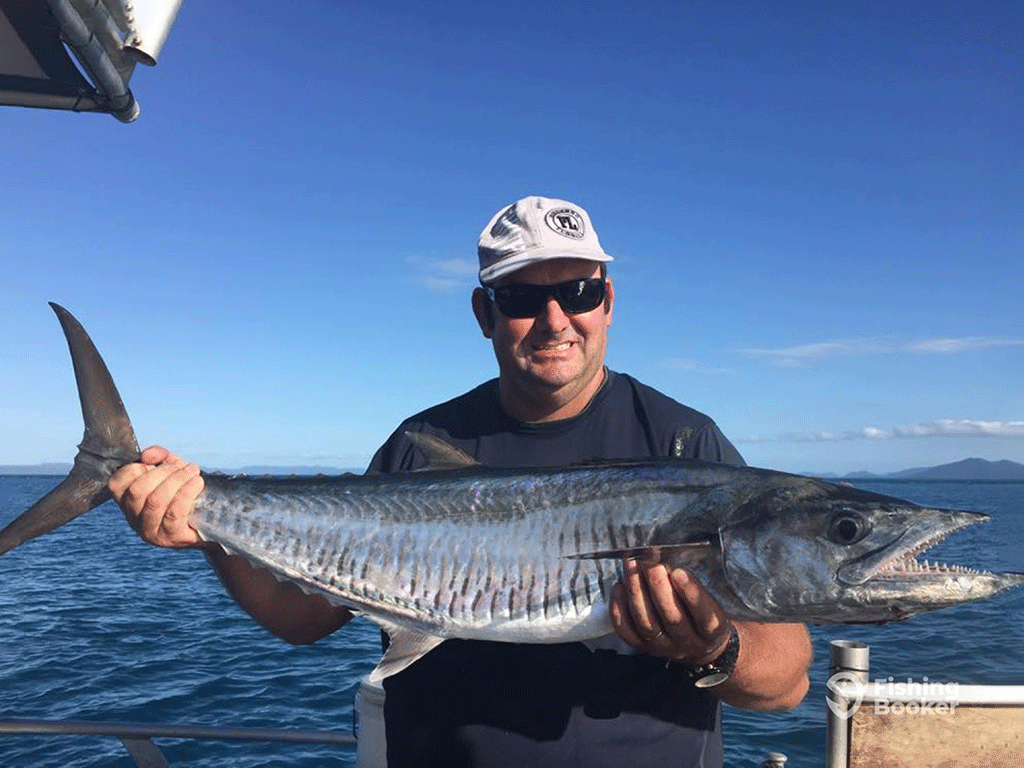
{"left": 0, "top": 0, "right": 1020, "bottom": 474}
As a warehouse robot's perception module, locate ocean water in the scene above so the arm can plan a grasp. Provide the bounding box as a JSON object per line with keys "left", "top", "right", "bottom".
{"left": 0, "top": 476, "right": 1021, "bottom": 767}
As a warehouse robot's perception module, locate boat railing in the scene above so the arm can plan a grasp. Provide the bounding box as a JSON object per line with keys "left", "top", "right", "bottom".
{"left": 18, "top": 643, "right": 1022, "bottom": 768}
{"left": 0, "top": 717, "right": 356, "bottom": 767}
{"left": 826, "top": 640, "right": 1024, "bottom": 768}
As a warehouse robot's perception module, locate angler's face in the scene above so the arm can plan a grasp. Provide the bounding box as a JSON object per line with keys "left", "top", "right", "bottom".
{"left": 475, "top": 259, "right": 613, "bottom": 418}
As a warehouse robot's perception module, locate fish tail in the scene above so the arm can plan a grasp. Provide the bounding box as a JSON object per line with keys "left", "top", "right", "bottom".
{"left": 0, "top": 303, "right": 140, "bottom": 555}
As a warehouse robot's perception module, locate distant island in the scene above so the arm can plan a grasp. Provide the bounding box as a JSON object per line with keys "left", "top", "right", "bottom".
{"left": 0, "top": 463, "right": 74, "bottom": 475}
{"left": 3, "top": 457, "right": 1023, "bottom": 480}
{"left": 0, "top": 463, "right": 353, "bottom": 476}
{"left": 229, "top": 465, "right": 357, "bottom": 476}
{"left": 818, "top": 458, "right": 1024, "bottom": 482}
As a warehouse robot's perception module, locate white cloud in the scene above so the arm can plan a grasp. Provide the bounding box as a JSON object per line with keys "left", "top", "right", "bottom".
{"left": 659, "top": 358, "right": 731, "bottom": 374}
{"left": 906, "top": 337, "right": 1024, "bottom": 354}
{"left": 417, "top": 276, "right": 463, "bottom": 293}
{"left": 738, "top": 338, "right": 888, "bottom": 366}
{"left": 889, "top": 420, "right": 1024, "bottom": 438}
{"left": 408, "top": 257, "right": 479, "bottom": 294}
{"left": 739, "top": 336, "right": 1024, "bottom": 367}
{"left": 740, "top": 420, "right": 1024, "bottom": 443}
{"left": 432, "top": 258, "right": 478, "bottom": 276}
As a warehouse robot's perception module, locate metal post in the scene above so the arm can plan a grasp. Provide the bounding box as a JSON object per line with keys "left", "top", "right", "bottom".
{"left": 45, "top": 0, "right": 139, "bottom": 120}
{"left": 826, "top": 640, "right": 870, "bottom": 768}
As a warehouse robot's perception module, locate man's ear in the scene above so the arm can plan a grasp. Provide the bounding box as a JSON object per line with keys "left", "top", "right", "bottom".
{"left": 603, "top": 277, "right": 614, "bottom": 325}
{"left": 472, "top": 288, "right": 494, "bottom": 337}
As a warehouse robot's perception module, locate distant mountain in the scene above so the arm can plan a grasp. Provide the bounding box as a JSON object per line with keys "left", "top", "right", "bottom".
{"left": 800, "top": 458, "right": 1024, "bottom": 481}
{"left": 227, "top": 465, "right": 355, "bottom": 476}
{"left": 0, "top": 463, "right": 361, "bottom": 476}
{"left": 889, "top": 458, "right": 1024, "bottom": 481}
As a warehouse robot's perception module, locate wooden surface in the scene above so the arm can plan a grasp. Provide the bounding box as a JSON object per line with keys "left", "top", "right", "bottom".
{"left": 849, "top": 705, "right": 1023, "bottom": 768}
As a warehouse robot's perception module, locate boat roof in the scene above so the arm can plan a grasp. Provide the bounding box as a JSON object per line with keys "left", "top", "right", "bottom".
{"left": 0, "top": 0, "right": 183, "bottom": 122}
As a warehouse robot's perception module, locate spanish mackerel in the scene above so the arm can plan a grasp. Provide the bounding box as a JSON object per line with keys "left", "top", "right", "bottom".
{"left": 2, "top": 304, "right": 1021, "bottom": 681}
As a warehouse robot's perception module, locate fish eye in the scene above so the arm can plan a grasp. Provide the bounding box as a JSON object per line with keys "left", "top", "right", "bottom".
{"left": 829, "top": 512, "right": 869, "bottom": 545}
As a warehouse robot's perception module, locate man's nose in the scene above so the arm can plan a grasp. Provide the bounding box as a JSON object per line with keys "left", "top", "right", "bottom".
{"left": 534, "top": 295, "right": 570, "bottom": 330}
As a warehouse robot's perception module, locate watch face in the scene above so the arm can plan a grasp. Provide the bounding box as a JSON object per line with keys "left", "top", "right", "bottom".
{"left": 694, "top": 671, "right": 730, "bottom": 688}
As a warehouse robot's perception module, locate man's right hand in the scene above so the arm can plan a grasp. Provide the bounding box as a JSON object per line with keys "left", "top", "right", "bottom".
{"left": 108, "top": 446, "right": 352, "bottom": 642}
{"left": 108, "top": 445, "right": 205, "bottom": 548}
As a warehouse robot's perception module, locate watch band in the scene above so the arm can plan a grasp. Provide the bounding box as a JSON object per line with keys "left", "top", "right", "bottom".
{"left": 684, "top": 625, "right": 740, "bottom": 688}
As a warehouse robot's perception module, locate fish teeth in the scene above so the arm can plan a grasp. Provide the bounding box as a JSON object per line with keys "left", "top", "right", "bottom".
{"left": 878, "top": 556, "right": 991, "bottom": 577}
{"left": 880, "top": 556, "right": 946, "bottom": 574}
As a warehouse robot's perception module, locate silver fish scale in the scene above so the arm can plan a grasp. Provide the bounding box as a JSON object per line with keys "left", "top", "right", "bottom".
{"left": 191, "top": 466, "right": 699, "bottom": 640}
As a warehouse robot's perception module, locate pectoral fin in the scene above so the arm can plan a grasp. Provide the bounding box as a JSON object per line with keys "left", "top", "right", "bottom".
{"left": 567, "top": 541, "right": 711, "bottom": 563}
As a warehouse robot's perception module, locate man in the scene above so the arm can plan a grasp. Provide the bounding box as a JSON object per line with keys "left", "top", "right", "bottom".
{"left": 110, "top": 196, "right": 811, "bottom": 768}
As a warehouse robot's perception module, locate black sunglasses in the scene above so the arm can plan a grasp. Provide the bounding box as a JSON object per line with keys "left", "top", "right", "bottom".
{"left": 483, "top": 278, "right": 607, "bottom": 319}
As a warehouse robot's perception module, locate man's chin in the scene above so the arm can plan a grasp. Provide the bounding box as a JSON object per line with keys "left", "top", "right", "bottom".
{"left": 522, "top": 363, "right": 583, "bottom": 389}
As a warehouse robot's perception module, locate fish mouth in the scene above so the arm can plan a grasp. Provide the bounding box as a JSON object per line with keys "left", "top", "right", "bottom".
{"left": 838, "top": 510, "right": 990, "bottom": 586}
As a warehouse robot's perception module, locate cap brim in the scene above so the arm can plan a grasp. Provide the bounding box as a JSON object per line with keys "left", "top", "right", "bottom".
{"left": 479, "top": 249, "right": 613, "bottom": 284}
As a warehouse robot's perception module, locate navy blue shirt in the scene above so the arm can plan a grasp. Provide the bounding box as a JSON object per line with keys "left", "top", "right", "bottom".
{"left": 366, "top": 370, "right": 745, "bottom": 768}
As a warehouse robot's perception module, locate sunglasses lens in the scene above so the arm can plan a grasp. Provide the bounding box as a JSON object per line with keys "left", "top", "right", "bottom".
{"left": 557, "top": 278, "right": 605, "bottom": 314}
{"left": 493, "top": 285, "right": 545, "bottom": 318}
{"left": 491, "top": 279, "right": 605, "bottom": 318}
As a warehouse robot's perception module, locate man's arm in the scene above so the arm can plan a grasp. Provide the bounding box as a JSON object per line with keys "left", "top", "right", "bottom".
{"left": 108, "top": 446, "right": 352, "bottom": 644}
{"left": 714, "top": 620, "right": 810, "bottom": 710}
{"left": 609, "top": 559, "right": 811, "bottom": 711}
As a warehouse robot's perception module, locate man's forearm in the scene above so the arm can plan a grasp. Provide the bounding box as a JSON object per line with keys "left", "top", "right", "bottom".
{"left": 713, "top": 621, "right": 812, "bottom": 711}
{"left": 204, "top": 546, "right": 352, "bottom": 644}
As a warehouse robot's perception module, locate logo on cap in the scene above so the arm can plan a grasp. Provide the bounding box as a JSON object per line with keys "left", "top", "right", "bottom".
{"left": 545, "top": 208, "right": 585, "bottom": 240}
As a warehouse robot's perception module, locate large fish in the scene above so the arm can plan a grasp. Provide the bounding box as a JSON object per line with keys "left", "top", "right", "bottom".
{"left": 2, "top": 304, "right": 1021, "bottom": 681}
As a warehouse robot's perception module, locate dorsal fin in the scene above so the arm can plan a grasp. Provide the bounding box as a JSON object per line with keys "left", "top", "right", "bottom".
{"left": 406, "top": 432, "right": 480, "bottom": 470}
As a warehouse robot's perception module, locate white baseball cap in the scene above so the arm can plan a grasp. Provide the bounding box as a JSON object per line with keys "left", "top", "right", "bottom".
{"left": 477, "top": 196, "right": 613, "bottom": 284}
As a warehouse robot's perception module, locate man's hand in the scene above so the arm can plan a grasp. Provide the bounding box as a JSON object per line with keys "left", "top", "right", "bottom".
{"left": 609, "top": 558, "right": 731, "bottom": 665}
{"left": 609, "top": 557, "right": 812, "bottom": 711}
{"left": 108, "top": 445, "right": 205, "bottom": 548}
{"left": 108, "top": 445, "right": 351, "bottom": 642}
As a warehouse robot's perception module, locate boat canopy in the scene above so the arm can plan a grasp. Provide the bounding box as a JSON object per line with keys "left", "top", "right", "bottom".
{"left": 0, "top": 0, "right": 183, "bottom": 122}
